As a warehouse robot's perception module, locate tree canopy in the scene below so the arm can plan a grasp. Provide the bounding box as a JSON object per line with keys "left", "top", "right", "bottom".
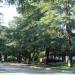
{"left": 0, "top": 0, "right": 75, "bottom": 66}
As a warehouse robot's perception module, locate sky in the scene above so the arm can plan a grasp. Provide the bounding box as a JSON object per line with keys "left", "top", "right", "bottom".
{"left": 0, "top": 3, "right": 18, "bottom": 27}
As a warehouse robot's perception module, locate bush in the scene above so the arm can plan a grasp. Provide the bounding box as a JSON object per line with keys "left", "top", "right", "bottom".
{"left": 7, "top": 56, "right": 17, "bottom": 62}
{"left": 39, "top": 51, "right": 45, "bottom": 58}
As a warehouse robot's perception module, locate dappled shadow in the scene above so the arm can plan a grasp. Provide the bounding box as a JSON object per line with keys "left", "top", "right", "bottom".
{"left": 0, "top": 63, "right": 74, "bottom": 74}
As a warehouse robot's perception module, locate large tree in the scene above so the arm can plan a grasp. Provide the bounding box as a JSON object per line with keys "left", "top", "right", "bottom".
{"left": 2, "top": 0, "right": 75, "bottom": 66}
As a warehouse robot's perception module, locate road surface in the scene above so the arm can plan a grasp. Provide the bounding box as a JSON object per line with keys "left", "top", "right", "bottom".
{"left": 0, "top": 63, "right": 74, "bottom": 75}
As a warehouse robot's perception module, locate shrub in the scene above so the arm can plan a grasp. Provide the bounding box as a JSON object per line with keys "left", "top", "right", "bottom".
{"left": 7, "top": 56, "right": 17, "bottom": 62}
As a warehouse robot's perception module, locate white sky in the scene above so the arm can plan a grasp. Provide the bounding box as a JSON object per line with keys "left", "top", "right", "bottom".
{"left": 0, "top": 3, "right": 18, "bottom": 27}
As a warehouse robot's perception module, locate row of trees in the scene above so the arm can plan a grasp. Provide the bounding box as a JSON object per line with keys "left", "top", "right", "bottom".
{"left": 0, "top": 0, "right": 75, "bottom": 67}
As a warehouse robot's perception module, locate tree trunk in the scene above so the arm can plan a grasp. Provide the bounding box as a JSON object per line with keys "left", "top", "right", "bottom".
{"left": 4, "top": 54, "right": 7, "bottom": 62}
{"left": 17, "top": 52, "right": 22, "bottom": 63}
{"left": 45, "top": 48, "right": 49, "bottom": 65}
{"left": 0, "top": 53, "right": 2, "bottom": 61}
{"left": 67, "top": 55, "right": 73, "bottom": 67}
{"left": 65, "top": 0, "right": 73, "bottom": 67}
{"left": 28, "top": 53, "right": 32, "bottom": 64}
{"left": 62, "top": 55, "right": 65, "bottom": 62}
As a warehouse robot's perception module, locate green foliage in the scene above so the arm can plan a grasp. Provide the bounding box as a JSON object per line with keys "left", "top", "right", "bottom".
{"left": 0, "top": 0, "right": 75, "bottom": 64}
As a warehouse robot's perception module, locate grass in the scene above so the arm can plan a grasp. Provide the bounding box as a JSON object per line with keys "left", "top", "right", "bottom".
{"left": 31, "top": 62, "right": 75, "bottom": 73}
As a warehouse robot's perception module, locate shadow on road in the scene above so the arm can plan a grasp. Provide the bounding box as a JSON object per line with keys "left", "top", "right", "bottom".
{"left": 0, "top": 63, "right": 74, "bottom": 74}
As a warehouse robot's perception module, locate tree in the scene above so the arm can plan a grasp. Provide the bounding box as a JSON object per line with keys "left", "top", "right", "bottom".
{"left": 3, "top": 0, "right": 75, "bottom": 66}
{"left": 3, "top": 0, "right": 63, "bottom": 63}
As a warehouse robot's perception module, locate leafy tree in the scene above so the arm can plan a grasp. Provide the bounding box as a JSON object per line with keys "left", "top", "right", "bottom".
{"left": 2, "top": 0, "right": 75, "bottom": 66}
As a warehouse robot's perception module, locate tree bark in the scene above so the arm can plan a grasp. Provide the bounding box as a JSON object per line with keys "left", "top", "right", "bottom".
{"left": 4, "top": 54, "right": 7, "bottom": 62}
{"left": 68, "top": 54, "right": 73, "bottom": 67}
{"left": 0, "top": 53, "right": 2, "bottom": 61}
{"left": 17, "top": 52, "right": 22, "bottom": 63}
{"left": 64, "top": 0, "right": 73, "bottom": 67}
{"left": 28, "top": 53, "right": 32, "bottom": 64}
{"left": 45, "top": 48, "right": 49, "bottom": 65}
{"left": 62, "top": 55, "right": 65, "bottom": 62}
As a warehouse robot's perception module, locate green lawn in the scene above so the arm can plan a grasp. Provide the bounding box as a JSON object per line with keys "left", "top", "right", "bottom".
{"left": 31, "top": 62, "right": 75, "bottom": 73}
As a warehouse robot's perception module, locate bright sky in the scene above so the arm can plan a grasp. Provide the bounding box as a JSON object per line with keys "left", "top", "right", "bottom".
{"left": 0, "top": 3, "right": 18, "bottom": 27}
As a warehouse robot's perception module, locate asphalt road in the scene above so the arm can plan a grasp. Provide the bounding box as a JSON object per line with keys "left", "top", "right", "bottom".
{"left": 0, "top": 63, "right": 74, "bottom": 75}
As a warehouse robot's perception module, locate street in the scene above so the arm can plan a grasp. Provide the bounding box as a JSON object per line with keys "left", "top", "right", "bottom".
{"left": 0, "top": 63, "right": 74, "bottom": 75}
